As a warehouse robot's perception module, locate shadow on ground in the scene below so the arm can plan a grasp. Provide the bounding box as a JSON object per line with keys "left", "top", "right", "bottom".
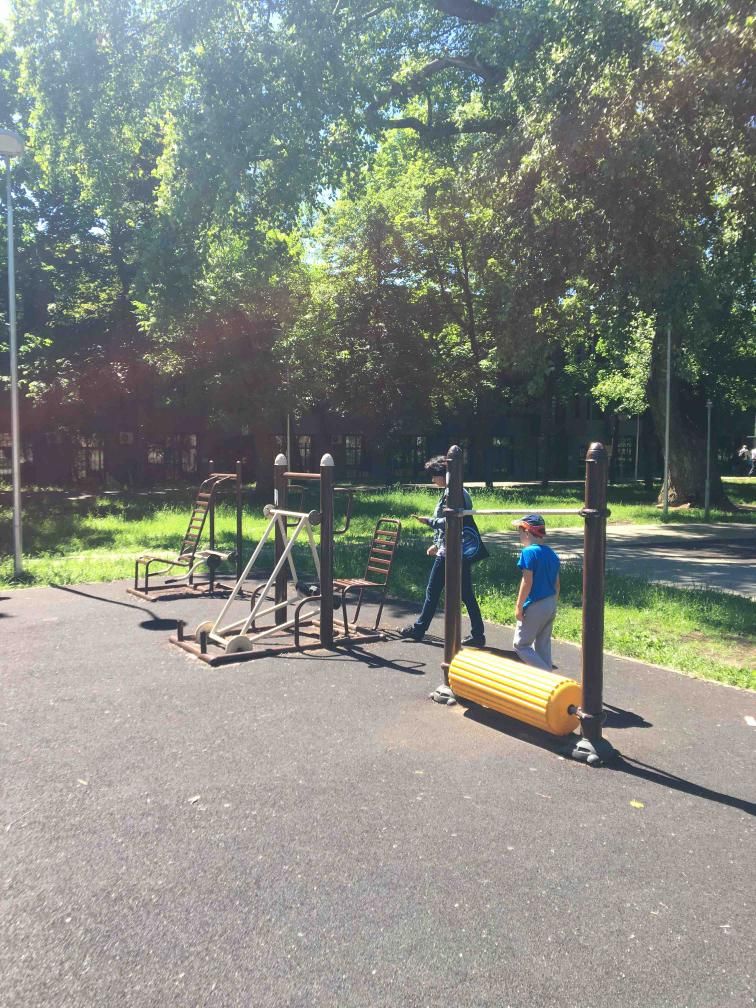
{"left": 610, "top": 756, "right": 756, "bottom": 816}
{"left": 51, "top": 582, "right": 179, "bottom": 632}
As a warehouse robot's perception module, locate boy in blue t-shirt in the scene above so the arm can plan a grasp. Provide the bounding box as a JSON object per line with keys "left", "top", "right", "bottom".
{"left": 512, "top": 513, "right": 560, "bottom": 671}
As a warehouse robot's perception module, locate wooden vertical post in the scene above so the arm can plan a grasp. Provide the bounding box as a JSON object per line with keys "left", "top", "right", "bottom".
{"left": 441, "top": 444, "right": 464, "bottom": 686}
{"left": 319, "top": 453, "right": 335, "bottom": 647}
{"left": 208, "top": 459, "right": 215, "bottom": 553}
{"left": 566, "top": 441, "right": 617, "bottom": 765}
{"left": 202, "top": 458, "right": 215, "bottom": 590}
{"left": 235, "top": 459, "right": 243, "bottom": 583}
{"left": 274, "top": 454, "right": 288, "bottom": 625}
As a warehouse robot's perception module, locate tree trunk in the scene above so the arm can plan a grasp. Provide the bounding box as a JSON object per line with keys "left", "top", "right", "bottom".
{"left": 310, "top": 402, "right": 334, "bottom": 471}
{"left": 539, "top": 377, "right": 554, "bottom": 486}
{"left": 647, "top": 335, "right": 728, "bottom": 506}
{"left": 469, "top": 408, "right": 493, "bottom": 486}
{"left": 641, "top": 409, "right": 655, "bottom": 490}
{"left": 608, "top": 414, "right": 620, "bottom": 485}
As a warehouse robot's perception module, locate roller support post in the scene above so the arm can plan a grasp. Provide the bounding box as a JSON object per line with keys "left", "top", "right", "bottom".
{"left": 563, "top": 441, "right": 618, "bottom": 766}
{"left": 441, "top": 444, "right": 464, "bottom": 686}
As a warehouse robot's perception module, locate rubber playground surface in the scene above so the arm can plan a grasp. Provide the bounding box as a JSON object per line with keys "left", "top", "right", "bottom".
{"left": 1, "top": 581, "right": 754, "bottom": 1008}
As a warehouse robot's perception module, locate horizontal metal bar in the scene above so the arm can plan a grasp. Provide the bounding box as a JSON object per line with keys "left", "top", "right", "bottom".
{"left": 206, "top": 512, "right": 284, "bottom": 634}
{"left": 210, "top": 617, "right": 248, "bottom": 637}
{"left": 263, "top": 505, "right": 321, "bottom": 523}
{"left": 211, "top": 608, "right": 318, "bottom": 649}
{"left": 213, "top": 595, "right": 298, "bottom": 636}
{"left": 249, "top": 598, "right": 295, "bottom": 622}
{"left": 458, "top": 508, "right": 585, "bottom": 516}
{"left": 284, "top": 472, "right": 321, "bottom": 481}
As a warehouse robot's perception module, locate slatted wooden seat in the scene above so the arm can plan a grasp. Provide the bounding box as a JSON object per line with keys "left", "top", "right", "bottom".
{"left": 133, "top": 473, "right": 235, "bottom": 596}
{"left": 334, "top": 518, "right": 401, "bottom": 632}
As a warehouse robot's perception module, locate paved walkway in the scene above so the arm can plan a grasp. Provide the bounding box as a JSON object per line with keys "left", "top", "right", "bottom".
{"left": 1, "top": 582, "right": 754, "bottom": 1007}
{"left": 486, "top": 522, "right": 756, "bottom": 599}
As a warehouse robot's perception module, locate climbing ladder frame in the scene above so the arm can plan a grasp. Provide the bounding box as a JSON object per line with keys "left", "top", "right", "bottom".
{"left": 129, "top": 461, "right": 244, "bottom": 601}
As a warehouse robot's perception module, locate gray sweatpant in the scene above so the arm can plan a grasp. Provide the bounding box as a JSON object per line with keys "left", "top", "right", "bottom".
{"left": 513, "top": 594, "right": 558, "bottom": 671}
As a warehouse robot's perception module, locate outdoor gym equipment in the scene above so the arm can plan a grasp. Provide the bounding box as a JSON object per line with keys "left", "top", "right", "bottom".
{"left": 434, "top": 441, "right": 617, "bottom": 766}
{"left": 187, "top": 502, "right": 323, "bottom": 655}
{"left": 170, "top": 453, "right": 389, "bottom": 665}
{"left": 129, "top": 461, "right": 244, "bottom": 601}
{"left": 333, "top": 518, "right": 402, "bottom": 633}
{"left": 448, "top": 651, "right": 581, "bottom": 736}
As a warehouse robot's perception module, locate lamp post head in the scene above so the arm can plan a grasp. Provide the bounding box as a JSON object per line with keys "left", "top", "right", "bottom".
{"left": 0, "top": 129, "right": 24, "bottom": 159}
{"left": 706, "top": 399, "right": 712, "bottom": 409}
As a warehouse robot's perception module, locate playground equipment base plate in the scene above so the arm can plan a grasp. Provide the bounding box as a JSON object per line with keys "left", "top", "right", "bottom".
{"left": 169, "top": 622, "right": 387, "bottom": 666}
{"left": 127, "top": 581, "right": 239, "bottom": 604}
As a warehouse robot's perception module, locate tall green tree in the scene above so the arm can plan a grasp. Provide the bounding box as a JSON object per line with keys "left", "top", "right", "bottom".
{"left": 3, "top": 0, "right": 752, "bottom": 502}
{"left": 353, "top": 0, "right": 755, "bottom": 499}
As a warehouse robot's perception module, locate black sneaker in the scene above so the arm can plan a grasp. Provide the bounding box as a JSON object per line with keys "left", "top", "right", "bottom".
{"left": 462, "top": 634, "right": 486, "bottom": 648}
{"left": 398, "top": 625, "right": 424, "bottom": 641}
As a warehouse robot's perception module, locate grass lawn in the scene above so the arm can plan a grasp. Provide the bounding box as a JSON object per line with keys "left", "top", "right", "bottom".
{"left": 1, "top": 483, "right": 754, "bottom": 690}
{"left": 431, "top": 476, "right": 756, "bottom": 530}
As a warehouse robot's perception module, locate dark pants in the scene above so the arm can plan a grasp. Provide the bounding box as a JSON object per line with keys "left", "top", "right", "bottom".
{"left": 413, "top": 555, "right": 484, "bottom": 639}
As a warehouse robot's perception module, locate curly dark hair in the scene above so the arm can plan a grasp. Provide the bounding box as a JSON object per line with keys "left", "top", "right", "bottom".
{"left": 424, "top": 455, "right": 447, "bottom": 476}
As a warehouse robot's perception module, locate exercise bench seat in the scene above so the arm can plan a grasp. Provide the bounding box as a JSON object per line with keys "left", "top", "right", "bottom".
{"left": 334, "top": 518, "right": 401, "bottom": 632}
{"left": 133, "top": 473, "right": 235, "bottom": 595}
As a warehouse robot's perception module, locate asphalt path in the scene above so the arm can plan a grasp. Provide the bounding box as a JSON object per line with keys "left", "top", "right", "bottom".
{"left": 486, "top": 523, "right": 756, "bottom": 599}
{"left": 1, "top": 582, "right": 754, "bottom": 1008}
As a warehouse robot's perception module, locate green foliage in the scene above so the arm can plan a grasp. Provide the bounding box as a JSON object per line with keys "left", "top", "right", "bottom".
{"left": 592, "top": 311, "right": 655, "bottom": 415}
{"left": 0, "top": 0, "right": 752, "bottom": 496}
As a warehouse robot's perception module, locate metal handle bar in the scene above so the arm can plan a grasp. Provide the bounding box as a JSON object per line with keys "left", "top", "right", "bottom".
{"left": 333, "top": 488, "right": 354, "bottom": 535}
{"left": 263, "top": 504, "right": 321, "bottom": 525}
{"left": 279, "top": 484, "right": 355, "bottom": 532}
{"left": 454, "top": 507, "right": 586, "bottom": 516}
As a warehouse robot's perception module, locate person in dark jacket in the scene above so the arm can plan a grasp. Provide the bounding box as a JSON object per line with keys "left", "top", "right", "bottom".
{"left": 399, "top": 455, "right": 486, "bottom": 646}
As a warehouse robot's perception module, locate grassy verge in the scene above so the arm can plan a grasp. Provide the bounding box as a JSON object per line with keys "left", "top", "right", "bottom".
{"left": 372, "top": 542, "right": 754, "bottom": 691}
{"left": 1, "top": 491, "right": 753, "bottom": 689}
{"left": 433, "top": 477, "right": 755, "bottom": 528}
{"left": 339, "top": 478, "right": 754, "bottom": 529}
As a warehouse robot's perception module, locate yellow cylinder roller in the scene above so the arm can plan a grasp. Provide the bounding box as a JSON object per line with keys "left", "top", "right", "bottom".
{"left": 448, "top": 649, "right": 581, "bottom": 736}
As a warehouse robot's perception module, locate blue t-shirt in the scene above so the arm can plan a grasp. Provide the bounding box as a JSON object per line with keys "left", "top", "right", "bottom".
{"left": 517, "top": 543, "right": 560, "bottom": 608}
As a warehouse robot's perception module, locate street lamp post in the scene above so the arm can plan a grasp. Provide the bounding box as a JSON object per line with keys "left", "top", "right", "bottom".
{"left": 704, "top": 399, "right": 713, "bottom": 521}
{"left": 0, "top": 128, "right": 25, "bottom": 577}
